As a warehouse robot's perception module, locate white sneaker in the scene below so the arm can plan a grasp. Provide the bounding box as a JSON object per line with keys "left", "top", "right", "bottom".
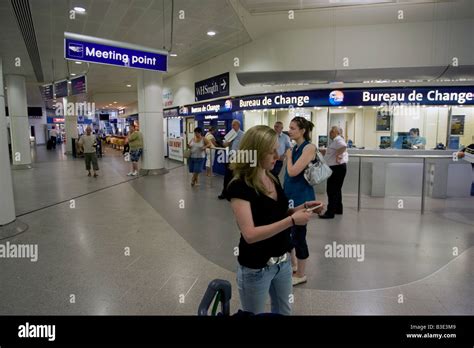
{"left": 131, "top": 171, "right": 138, "bottom": 176}
{"left": 292, "top": 275, "right": 307, "bottom": 286}
{"left": 127, "top": 171, "right": 134, "bottom": 176}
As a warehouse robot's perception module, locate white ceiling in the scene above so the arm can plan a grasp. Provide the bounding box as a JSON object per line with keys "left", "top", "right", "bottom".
{"left": 0, "top": 0, "right": 251, "bottom": 108}
{"left": 1, "top": 0, "right": 473, "bottom": 109}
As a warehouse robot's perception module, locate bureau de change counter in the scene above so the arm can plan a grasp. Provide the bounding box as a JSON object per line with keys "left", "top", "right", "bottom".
{"left": 315, "top": 149, "right": 472, "bottom": 199}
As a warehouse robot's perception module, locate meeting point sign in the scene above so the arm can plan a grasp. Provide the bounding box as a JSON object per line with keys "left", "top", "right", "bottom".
{"left": 64, "top": 32, "right": 167, "bottom": 72}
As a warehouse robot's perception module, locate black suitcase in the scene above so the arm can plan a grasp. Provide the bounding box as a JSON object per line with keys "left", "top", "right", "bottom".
{"left": 46, "top": 139, "right": 53, "bottom": 150}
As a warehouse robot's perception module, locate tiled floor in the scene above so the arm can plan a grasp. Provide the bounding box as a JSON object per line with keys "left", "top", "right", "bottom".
{"left": 1, "top": 144, "right": 473, "bottom": 315}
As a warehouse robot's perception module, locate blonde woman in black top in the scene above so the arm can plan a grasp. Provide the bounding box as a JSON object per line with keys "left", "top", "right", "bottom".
{"left": 227, "top": 125, "right": 324, "bottom": 315}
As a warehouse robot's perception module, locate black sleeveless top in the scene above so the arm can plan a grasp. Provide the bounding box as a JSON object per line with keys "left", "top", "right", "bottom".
{"left": 227, "top": 177, "right": 292, "bottom": 269}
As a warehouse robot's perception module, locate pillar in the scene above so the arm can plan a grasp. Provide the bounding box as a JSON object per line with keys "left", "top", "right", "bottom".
{"left": 137, "top": 71, "right": 166, "bottom": 171}
{"left": 6, "top": 74, "right": 31, "bottom": 167}
{"left": 63, "top": 97, "right": 78, "bottom": 154}
{"left": 0, "top": 58, "right": 17, "bottom": 225}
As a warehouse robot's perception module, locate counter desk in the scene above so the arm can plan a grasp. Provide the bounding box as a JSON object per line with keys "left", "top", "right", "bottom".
{"left": 314, "top": 149, "right": 473, "bottom": 199}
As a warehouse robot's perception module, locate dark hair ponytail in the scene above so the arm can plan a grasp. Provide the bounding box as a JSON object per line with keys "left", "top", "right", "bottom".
{"left": 291, "top": 117, "right": 314, "bottom": 142}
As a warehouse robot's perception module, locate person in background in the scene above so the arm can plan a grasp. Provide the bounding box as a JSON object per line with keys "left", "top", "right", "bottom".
{"left": 284, "top": 117, "right": 317, "bottom": 286}
{"left": 127, "top": 124, "right": 144, "bottom": 176}
{"left": 205, "top": 126, "right": 218, "bottom": 177}
{"left": 319, "top": 126, "right": 349, "bottom": 219}
{"left": 457, "top": 143, "right": 474, "bottom": 196}
{"left": 218, "top": 120, "right": 245, "bottom": 200}
{"left": 78, "top": 126, "right": 99, "bottom": 177}
{"left": 408, "top": 128, "right": 426, "bottom": 149}
{"left": 187, "top": 127, "right": 211, "bottom": 186}
{"left": 271, "top": 121, "right": 291, "bottom": 178}
{"left": 50, "top": 126, "right": 57, "bottom": 149}
{"left": 227, "top": 125, "right": 323, "bottom": 315}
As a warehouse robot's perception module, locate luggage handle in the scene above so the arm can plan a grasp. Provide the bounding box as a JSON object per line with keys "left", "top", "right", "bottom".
{"left": 197, "top": 279, "right": 232, "bottom": 316}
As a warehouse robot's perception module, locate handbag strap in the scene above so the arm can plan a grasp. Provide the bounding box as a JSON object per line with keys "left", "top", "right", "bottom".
{"left": 316, "top": 150, "right": 326, "bottom": 164}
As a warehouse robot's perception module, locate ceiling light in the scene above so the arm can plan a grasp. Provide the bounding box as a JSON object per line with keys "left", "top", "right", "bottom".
{"left": 74, "top": 7, "right": 86, "bottom": 13}
{"left": 170, "top": 53, "right": 178, "bottom": 57}
{"left": 70, "top": 73, "right": 76, "bottom": 76}
{"left": 75, "top": 61, "right": 82, "bottom": 65}
{"left": 207, "top": 31, "right": 216, "bottom": 36}
{"left": 113, "top": 101, "right": 117, "bottom": 104}
{"left": 126, "top": 84, "right": 132, "bottom": 87}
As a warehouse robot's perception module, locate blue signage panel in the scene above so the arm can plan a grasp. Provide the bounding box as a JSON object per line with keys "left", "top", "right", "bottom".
{"left": 179, "top": 98, "right": 233, "bottom": 116}
{"left": 163, "top": 107, "right": 179, "bottom": 118}
{"left": 71, "top": 75, "right": 87, "bottom": 95}
{"left": 65, "top": 38, "right": 167, "bottom": 72}
{"left": 195, "top": 72, "right": 229, "bottom": 102}
{"left": 54, "top": 80, "right": 68, "bottom": 98}
{"left": 179, "top": 86, "right": 474, "bottom": 115}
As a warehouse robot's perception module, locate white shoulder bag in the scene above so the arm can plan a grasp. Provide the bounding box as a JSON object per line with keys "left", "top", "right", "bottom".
{"left": 304, "top": 150, "right": 332, "bottom": 186}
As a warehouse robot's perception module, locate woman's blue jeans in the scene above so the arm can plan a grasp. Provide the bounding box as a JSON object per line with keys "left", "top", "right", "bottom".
{"left": 236, "top": 258, "right": 292, "bottom": 315}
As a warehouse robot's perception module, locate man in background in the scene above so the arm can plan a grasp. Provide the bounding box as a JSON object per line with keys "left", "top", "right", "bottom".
{"left": 78, "top": 126, "right": 99, "bottom": 177}
{"left": 127, "top": 123, "right": 144, "bottom": 177}
{"left": 218, "top": 120, "right": 244, "bottom": 200}
{"left": 50, "top": 126, "right": 57, "bottom": 149}
{"left": 457, "top": 143, "right": 474, "bottom": 196}
{"left": 271, "top": 121, "right": 291, "bottom": 178}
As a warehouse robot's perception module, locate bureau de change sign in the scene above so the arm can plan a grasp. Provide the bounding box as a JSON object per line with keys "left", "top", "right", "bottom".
{"left": 64, "top": 32, "right": 167, "bottom": 72}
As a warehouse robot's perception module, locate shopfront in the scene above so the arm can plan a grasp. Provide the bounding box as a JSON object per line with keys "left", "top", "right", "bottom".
{"left": 167, "top": 85, "right": 474, "bottom": 198}
{"left": 164, "top": 108, "right": 184, "bottom": 161}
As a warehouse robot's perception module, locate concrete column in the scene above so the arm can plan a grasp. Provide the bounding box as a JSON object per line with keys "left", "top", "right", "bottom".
{"left": 0, "top": 58, "right": 17, "bottom": 225}
{"left": 6, "top": 74, "right": 31, "bottom": 167}
{"left": 137, "top": 71, "right": 166, "bottom": 172}
{"left": 63, "top": 97, "right": 78, "bottom": 154}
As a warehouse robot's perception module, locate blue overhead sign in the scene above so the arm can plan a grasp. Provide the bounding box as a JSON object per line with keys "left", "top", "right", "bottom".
{"left": 195, "top": 72, "right": 229, "bottom": 102}
{"left": 64, "top": 32, "right": 167, "bottom": 72}
{"left": 177, "top": 86, "right": 474, "bottom": 115}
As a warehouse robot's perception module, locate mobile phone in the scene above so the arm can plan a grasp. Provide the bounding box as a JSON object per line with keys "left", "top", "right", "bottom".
{"left": 306, "top": 203, "right": 323, "bottom": 212}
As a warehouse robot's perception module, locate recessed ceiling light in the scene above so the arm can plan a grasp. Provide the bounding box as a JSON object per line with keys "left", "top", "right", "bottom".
{"left": 71, "top": 73, "right": 76, "bottom": 76}
{"left": 126, "top": 84, "right": 132, "bottom": 87}
{"left": 74, "top": 7, "right": 86, "bottom": 13}
{"left": 170, "top": 53, "right": 178, "bottom": 57}
{"left": 75, "top": 61, "right": 82, "bottom": 65}
{"left": 207, "top": 31, "right": 216, "bottom": 36}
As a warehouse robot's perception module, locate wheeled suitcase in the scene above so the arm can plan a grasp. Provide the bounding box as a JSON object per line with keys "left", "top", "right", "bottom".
{"left": 46, "top": 139, "right": 53, "bottom": 150}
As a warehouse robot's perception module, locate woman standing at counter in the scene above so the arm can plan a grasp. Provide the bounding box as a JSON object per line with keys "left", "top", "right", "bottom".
{"left": 284, "top": 117, "right": 317, "bottom": 286}
{"left": 319, "top": 126, "right": 349, "bottom": 219}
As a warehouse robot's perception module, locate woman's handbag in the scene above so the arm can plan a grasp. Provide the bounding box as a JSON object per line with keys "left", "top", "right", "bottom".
{"left": 184, "top": 148, "right": 191, "bottom": 159}
{"left": 304, "top": 150, "right": 332, "bottom": 185}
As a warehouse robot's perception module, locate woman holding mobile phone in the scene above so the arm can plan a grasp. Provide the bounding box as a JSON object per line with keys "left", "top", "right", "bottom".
{"left": 227, "top": 125, "right": 323, "bottom": 315}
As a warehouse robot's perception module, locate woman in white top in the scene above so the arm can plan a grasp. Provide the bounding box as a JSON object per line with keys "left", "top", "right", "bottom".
{"left": 187, "top": 127, "right": 211, "bottom": 186}
{"left": 205, "top": 126, "right": 218, "bottom": 176}
{"left": 319, "top": 126, "right": 349, "bottom": 219}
